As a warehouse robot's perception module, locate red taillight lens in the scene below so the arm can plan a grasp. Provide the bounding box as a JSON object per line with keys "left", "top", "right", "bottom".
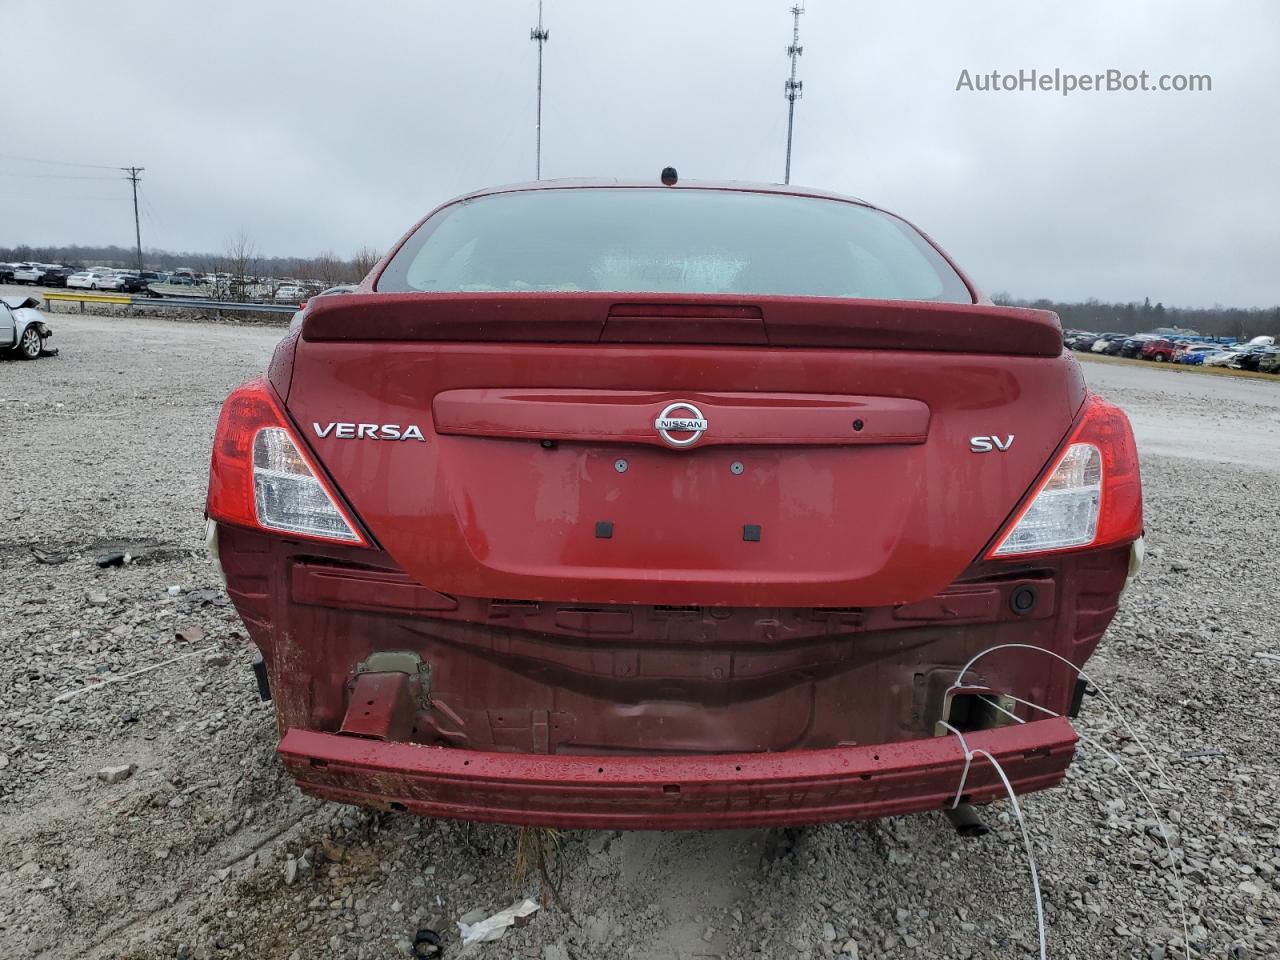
{"left": 987, "top": 395, "right": 1142, "bottom": 558}
{"left": 207, "top": 379, "right": 368, "bottom": 546}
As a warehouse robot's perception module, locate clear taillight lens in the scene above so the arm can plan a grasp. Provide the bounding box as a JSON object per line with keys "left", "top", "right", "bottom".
{"left": 207, "top": 379, "right": 368, "bottom": 547}
{"left": 987, "top": 396, "right": 1142, "bottom": 559}
{"left": 252, "top": 428, "right": 360, "bottom": 542}
{"left": 992, "top": 443, "right": 1100, "bottom": 555}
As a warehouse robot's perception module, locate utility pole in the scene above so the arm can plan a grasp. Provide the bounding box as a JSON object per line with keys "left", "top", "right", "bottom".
{"left": 530, "top": 1, "right": 550, "bottom": 180}
{"left": 783, "top": 5, "right": 804, "bottom": 184}
{"left": 122, "top": 165, "right": 144, "bottom": 270}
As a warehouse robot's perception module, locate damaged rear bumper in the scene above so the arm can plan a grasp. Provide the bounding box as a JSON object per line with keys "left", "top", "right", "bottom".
{"left": 279, "top": 717, "right": 1077, "bottom": 829}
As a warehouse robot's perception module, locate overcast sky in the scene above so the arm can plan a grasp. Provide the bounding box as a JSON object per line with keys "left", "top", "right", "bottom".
{"left": 3, "top": 0, "right": 1276, "bottom": 307}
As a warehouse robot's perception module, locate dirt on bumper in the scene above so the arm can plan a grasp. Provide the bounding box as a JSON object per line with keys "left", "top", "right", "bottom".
{"left": 279, "top": 717, "right": 1076, "bottom": 829}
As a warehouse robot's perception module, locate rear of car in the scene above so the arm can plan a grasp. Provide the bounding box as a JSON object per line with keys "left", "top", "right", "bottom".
{"left": 207, "top": 182, "right": 1142, "bottom": 828}
{"left": 1119, "top": 334, "right": 1155, "bottom": 358}
{"left": 1237, "top": 345, "right": 1278, "bottom": 372}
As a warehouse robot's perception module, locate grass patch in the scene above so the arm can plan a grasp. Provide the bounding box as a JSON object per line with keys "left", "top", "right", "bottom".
{"left": 1075, "top": 351, "right": 1279, "bottom": 382}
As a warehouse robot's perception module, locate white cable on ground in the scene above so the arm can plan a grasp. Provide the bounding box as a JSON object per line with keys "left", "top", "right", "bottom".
{"left": 52, "top": 647, "right": 216, "bottom": 703}
{"left": 939, "top": 723, "right": 1048, "bottom": 960}
{"left": 976, "top": 694, "right": 1192, "bottom": 960}
{"left": 948, "top": 643, "right": 1171, "bottom": 788}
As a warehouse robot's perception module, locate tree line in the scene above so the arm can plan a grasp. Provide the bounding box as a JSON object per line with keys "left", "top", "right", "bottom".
{"left": 0, "top": 241, "right": 380, "bottom": 285}
{"left": 993, "top": 294, "right": 1280, "bottom": 340}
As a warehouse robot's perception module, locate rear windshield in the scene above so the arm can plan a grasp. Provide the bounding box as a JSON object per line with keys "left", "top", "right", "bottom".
{"left": 377, "top": 188, "right": 972, "bottom": 303}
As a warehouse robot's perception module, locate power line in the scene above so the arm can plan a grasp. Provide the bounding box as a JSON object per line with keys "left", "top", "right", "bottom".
{"left": 0, "top": 171, "right": 120, "bottom": 181}
{"left": 0, "top": 151, "right": 120, "bottom": 171}
{"left": 530, "top": 0, "right": 550, "bottom": 180}
{"left": 783, "top": 4, "right": 805, "bottom": 185}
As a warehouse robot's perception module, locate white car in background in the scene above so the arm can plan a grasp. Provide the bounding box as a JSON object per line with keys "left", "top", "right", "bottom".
{"left": 67, "top": 269, "right": 119, "bottom": 290}
{"left": 1, "top": 294, "right": 55, "bottom": 359}
{"left": 1202, "top": 345, "right": 1248, "bottom": 367}
{"left": 273, "top": 283, "right": 307, "bottom": 301}
{"left": 12, "top": 263, "right": 61, "bottom": 284}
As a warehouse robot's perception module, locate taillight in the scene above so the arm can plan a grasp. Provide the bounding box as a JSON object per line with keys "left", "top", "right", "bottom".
{"left": 988, "top": 396, "right": 1141, "bottom": 558}
{"left": 207, "top": 379, "right": 368, "bottom": 545}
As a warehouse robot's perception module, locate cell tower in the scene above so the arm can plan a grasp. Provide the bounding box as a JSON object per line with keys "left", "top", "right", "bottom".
{"left": 530, "top": 1, "right": 550, "bottom": 180}
{"left": 783, "top": 4, "right": 804, "bottom": 184}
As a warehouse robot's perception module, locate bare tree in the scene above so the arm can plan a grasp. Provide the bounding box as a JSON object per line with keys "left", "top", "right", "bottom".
{"left": 350, "top": 246, "right": 381, "bottom": 283}
{"left": 309, "top": 250, "right": 343, "bottom": 286}
{"left": 224, "top": 231, "right": 257, "bottom": 300}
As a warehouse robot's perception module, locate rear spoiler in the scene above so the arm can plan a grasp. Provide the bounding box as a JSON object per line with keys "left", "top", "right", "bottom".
{"left": 301, "top": 293, "right": 1063, "bottom": 357}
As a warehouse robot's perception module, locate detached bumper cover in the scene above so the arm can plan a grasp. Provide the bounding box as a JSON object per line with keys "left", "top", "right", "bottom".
{"left": 279, "top": 717, "right": 1077, "bottom": 829}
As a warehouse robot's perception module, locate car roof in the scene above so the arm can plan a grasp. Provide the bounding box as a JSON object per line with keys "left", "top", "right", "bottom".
{"left": 447, "top": 177, "right": 875, "bottom": 210}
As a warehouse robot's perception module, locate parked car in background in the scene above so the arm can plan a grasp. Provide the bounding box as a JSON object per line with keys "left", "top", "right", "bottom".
{"left": 140, "top": 270, "right": 167, "bottom": 286}
{"left": 1119, "top": 334, "right": 1158, "bottom": 358}
{"left": 1139, "top": 338, "right": 1178, "bottom": 362}
{"left": 1064, "top": 330, "right": 1100, "bottom": 350}
{"left": 12, "top": 263, "right": 58, "bottom": 284}
{"left": 1236, "top": 344, "right": 1279, "bottom": 372}
{"left": 1260, "top": 350, "right": 1280, "bottom": 374}
{"left": 114, "top": 272, "right": 146, "bottom": 293}
{"left": 1, "top": 294, "right": 54, "bottom": 359}
{"left": 289, "top": 284, "right": 357, "bottom": 330}
{"left": 1203, "top": 345, "right": 1250, "bottom": 367}
{"left": 273, "top": 283, "right": 307, "bottom": 301}
{"left": 39, "top": 267, "right": 71, "bottom": 288}
{"left": 1176, "top": 344, "right": 1222, "bottom": 365}
{"left": 67, "top": 268, "right": 118, "bottom": 290}
{"left": 0, "top": 263, "right": 18, "bottom": 282}
{"left": 1091, "top": 333, "right": 1128, "bottom": 354}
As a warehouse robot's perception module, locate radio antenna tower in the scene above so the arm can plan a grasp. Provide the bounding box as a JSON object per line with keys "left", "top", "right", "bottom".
{"left": 530, "top": 1, "right": 550, "bottom": 179}
{"left": 783, "top": 4, "right": 805, "bottom": 184}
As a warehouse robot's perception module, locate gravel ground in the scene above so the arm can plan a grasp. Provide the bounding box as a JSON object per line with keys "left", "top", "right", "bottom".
{"left": 1, "top": 302, "right": 1277, "bottom": 960}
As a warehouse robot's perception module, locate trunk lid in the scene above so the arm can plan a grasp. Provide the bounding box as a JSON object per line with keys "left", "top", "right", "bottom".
{"left": 285, "top": 293, "right": 1080, "bottom": 607}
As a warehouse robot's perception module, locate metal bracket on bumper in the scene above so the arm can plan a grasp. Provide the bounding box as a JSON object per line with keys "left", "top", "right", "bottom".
{"left": 279, "top": 717, "right": 1077, "bottom": 830}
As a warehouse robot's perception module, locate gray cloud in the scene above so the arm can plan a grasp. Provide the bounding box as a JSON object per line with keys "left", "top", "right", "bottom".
{"left": 2, "top": 0, "right": 1276, "bottom": 306}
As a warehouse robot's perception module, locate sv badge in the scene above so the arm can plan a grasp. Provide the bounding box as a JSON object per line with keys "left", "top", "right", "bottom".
{"left": 970, "top": 435, "right": 1015, "bottom": 453}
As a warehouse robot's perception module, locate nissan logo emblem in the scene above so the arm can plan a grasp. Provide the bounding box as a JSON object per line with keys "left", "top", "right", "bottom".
{"left": 654, "top": 401, "right": 708, "bottom": 448}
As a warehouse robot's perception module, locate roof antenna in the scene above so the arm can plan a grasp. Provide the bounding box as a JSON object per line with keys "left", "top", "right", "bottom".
{"left": 660, "top": 166, "right": 678, "bottom": 186}
{"left": 783, "top": 4, "right": 805, "bottom": 184}
{"left": 530, "top": 1, "right": 550, "bottom": 179}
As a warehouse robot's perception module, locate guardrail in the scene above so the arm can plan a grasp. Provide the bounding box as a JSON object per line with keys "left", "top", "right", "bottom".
{"left": 131, "top": 297, "right": 298, "bottom": 314}
{"left": 42, "top": 291, "right": 133, "bottom": 307}
{"left": 42, "top": 290, "right": 299, "bottom": 315}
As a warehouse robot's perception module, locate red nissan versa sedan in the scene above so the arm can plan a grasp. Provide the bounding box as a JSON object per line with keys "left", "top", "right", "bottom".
{"left": 206, "top": 177, "right": 1144, "bottom": 829}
